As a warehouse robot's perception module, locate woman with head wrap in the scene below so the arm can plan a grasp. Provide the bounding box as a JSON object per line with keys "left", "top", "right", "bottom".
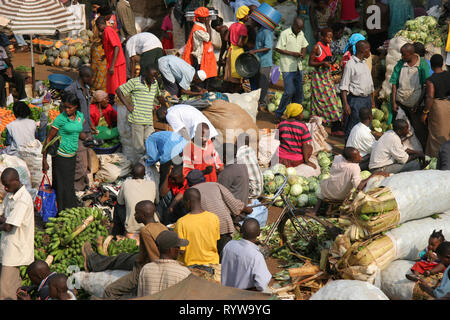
{"left": 341, "top": 33, "right": 365, "bottom": 68}
{"left": 223, "top": 5, "right": 250, "bottom": 91}
{"left": 275, "top": 103, "right": 316, "bottom": 169}
{"left": 182, "top": 7, "right": 218, "bottom": 81}
{"left": 90, "top": 90, "right": 118, "bottom": 128}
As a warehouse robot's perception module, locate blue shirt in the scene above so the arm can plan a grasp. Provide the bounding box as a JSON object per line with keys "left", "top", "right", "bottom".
{"left": 145, "top": 131, "right": 188, "bottom": 166}
{"left": 157, "top": 55, "right": 196, "bottom": 91}
{"left": 221, "top": 239, "right": 272, "bottom": 291}
{"left": 433, "top": 266, "right": 450, "bottom": 299}
{"left": 255, "top": 27, "right": 273, "bottom": 68}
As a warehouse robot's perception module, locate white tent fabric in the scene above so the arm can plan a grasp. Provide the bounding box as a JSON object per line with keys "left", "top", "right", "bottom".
{"left": 0, "top": 0, "right": 84, "bottom": 35}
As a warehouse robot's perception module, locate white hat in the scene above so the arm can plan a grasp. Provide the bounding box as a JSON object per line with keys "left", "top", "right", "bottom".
{"left": 197, "top": 70, "right": 207, "bottom": 82}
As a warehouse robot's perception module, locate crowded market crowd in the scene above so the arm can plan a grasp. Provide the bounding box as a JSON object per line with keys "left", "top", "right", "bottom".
{"left": 0, "top": 0, "right": 449, "bottom": 301}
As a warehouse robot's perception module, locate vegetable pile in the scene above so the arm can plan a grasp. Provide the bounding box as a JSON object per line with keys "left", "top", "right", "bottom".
{"left": 371, "top": 100, "right": 392, "bottom": 133}
{"left": 19, "top": 207, "right": 138, "bottom": 288}
{"left": 395, "top": 16, "right": 446, "bottom": 47}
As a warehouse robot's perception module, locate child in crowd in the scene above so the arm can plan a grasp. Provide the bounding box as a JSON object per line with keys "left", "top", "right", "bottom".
{"left": 418, "top": 241, "right": 450, "bottom": 299}
{"left": 407, "top": 230, "right": 446, "bottom": 280}
{"left": 48, "top": 274, "right": 77, "bottom": 300}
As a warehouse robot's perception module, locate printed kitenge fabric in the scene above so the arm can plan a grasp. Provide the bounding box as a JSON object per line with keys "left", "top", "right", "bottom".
{"left": 310, "top": 66, "right": 342, "bottom": 124}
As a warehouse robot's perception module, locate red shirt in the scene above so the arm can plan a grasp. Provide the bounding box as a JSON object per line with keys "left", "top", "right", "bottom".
{"left": 168, "top": 178, "right": 188, "bottom": 196}
{"left": 314, "top": 41, "right": 332, "bottom": 63}
{"left": 90, "top": 103, "right": 118, "bottom": 127}
{"left": 228, "top": 22, "right": 247, "bottom": 46}
{"left": 103, "top": 25, "right": 126, "bottom": 68}
{"left": 182, "top": 140, "right": 224, "bottom": 183}
{"left": 277, "top": 120, "right": 312, "bottom": 162}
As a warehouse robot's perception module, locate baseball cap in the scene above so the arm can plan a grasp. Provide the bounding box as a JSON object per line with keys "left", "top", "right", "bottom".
{"left": 156, "top": 230, "right": 189, "bottom": 252}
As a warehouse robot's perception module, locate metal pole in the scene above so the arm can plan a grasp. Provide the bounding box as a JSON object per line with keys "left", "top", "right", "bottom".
{"left": 30, "top": 34, "right": 35, "bottom": 97}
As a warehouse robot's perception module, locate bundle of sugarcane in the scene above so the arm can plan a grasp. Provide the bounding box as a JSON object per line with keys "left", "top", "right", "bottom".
{"left": 341, "top": 187, "right": 400, "bottom": 238}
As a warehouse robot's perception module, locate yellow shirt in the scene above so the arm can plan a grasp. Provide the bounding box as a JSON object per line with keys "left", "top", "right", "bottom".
{"left": 174, "top": 211, "right": 220, "bottom": 266}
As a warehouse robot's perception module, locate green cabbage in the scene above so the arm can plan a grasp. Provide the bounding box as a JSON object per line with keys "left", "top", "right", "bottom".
{"left": 372, "top": 119, "right": 381, "bottom": 128}
{"left": 274, "top": 175, "right": 285, "bottom": 188}
{"left": 286, "top": 167, "right": 297, "bottom": 177}
{"left": 373, "top": 109, "right": 384, "bottom": 121}
{"left": 308, "top": 181, "right": 319, "bottom": 193}
{"left": 272, "top": 163, "right": 287, "bottom": 176}
{"left": 361, "top": 170, "right": 372, "bottom": 180}
{"left": 274, "top": 196, "right": 284, "bottom": 207}
{"left": 319, "top": 172, "right": 330, "bottom": 181}
{"left": 268, "top": 103, "right": 277, "bottom": 113}
{"left": 308, "top": 194, "right": 318, "bottom": 207}
{"left": 263, "top": 170, "right": 275, "bottom": 182}
{"left": 290, "top": 184, "right": 303, "bottom": 196}
{"left": 283, "top": 184, "right": 290, "bottom": 195}
{"left": 319, "top": 157, "right": 331, "bottom": 168}
{"left": 297, "top": 194, "right": 309, "bottom": 207}
{"left": 264, "top": 180, "right": 277, "bottom": 194}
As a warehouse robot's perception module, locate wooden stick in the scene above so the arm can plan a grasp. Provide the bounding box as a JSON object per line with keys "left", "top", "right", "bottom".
{"left": 271, "top": 284, "right": 296, "bottom": 294}
{"left": 295, "top": 271, "right": 325, "bottom": 285}
{"left": 288, "top": 264, "right": 320, "bottom": 278}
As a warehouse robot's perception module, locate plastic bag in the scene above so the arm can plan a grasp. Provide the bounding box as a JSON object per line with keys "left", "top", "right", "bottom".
{"left": 94, "top": 126, "right": 119, "bottom": 140}
{"left": 380, "top": 170, "right": 450, "bottom": 223}
{"left": 0, "top": 154, "right": 33, "bottom": 199}
{"left": 309, "top": 280, "right": 389, "bottom": 300}
{"left": 242, "top": 199, "right": 268, "bottom": 228}
{"left": 224, "top": 90, "right": 261, "bottom": 124}
{"left": 70, "top": 270, "right": 130, "bottom": 298}
{"left": 380, "top": 260, "right": 416, "bottom": 300}
{"left": 17, "top": 139, "right": 52, "bottom": 189}
{"left": 35, "top": 174, "right": 57, "bottom": 222}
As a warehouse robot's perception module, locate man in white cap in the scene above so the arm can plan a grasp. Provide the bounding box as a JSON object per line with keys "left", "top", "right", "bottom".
{"left": 157, "top": 54, "right": 208, "bottom": 99}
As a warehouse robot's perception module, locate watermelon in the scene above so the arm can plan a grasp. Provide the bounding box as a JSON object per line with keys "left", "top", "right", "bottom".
{"left": 60, "top": 58, "right": 70, "bottom": 68}
{"left": 52, "top": 49, "right": 60, "bottom": 58}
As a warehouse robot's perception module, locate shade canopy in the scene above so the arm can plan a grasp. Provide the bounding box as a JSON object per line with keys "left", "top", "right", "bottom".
{"left": 0, "top": 0, "right": 84, "bottom": 35}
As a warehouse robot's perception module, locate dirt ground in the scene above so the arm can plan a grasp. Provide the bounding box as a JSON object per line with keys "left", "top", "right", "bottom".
{"left": 11, "top": 50, "right": 345, "bottom": 284}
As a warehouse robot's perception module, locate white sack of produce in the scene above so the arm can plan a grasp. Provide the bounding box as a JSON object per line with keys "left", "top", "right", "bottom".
{"left": 309, "top": 280, "right": 389, "bottom": 300}
{"left": 258, "top": 130, "right": 279, "bottom": 168}
{"left": 224, "top": 90, "right": 261, "bottom": 124}
{"left": 96, "top": 153, "right": 132, "bottom": 183}
{"left": 380, "top": 170, "right": 450, "bottom": 223}
{"left": 0, "top": 154, "right": 33, "bottom": 199}
{"left": 305, "top": 116, "right": 332, "bottom": 156}
{"left": 71, "top": 270, "right": 130, "bottom": 298}
{"left": 134, "top": 15, "right": 156, "bottom": 34}
{"left": 380, "top": 260, "right": 416, "bottom": 300}
{"left": 17, "top": 139, "right": 52, "bottom": 189}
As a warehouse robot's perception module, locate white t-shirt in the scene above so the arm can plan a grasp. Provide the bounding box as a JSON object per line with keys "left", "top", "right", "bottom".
{"left": 346, "top": 122, "right": 376, "bottom": 157}
{"left": 166, "top": 104, "right": 218, "bottom": 139}
{"left": 0, "top": 186, "right": 34, "bottom": 266}
{"left": 6, "top": 118, "right": 37, "bottom": 152}
{"left": 126, "top": 32, "right": 163, "bottom": 58}
{"left": 369, "top": 130, "right": 409, "bottom": 169}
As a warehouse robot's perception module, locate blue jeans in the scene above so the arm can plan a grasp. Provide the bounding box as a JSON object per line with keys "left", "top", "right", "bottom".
{"left": 14, "top": 34, "right": 27, "bottom": 47}
{"left": 275, "top": 70, "right": 303, "bottom": 119}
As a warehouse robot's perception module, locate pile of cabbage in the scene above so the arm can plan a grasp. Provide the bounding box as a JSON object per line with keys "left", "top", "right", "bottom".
{"left": 262, "top": 152, "right": 334, "bottom": 208}
{"left": 395, "top": 16, "right": 445, "bottom": 47}
{"left": 267, "top": 84, "right": 312, "bottom": 121}
{"left": 371, "top": 101, "right": 393, "bottom": 133}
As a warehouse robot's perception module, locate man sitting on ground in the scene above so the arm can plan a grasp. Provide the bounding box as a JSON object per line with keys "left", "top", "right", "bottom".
{"left": 369, "top": 119, "right": 425, "bottom": 173}
{"left": 346, "top": 107, "right": 376, "bottom": 170}
{"left": 83, "top": 201, "right": 167, "bottom": 300}
{"left": 308, "top": 147, "right": 388, "bottom": 215}
{"left": 116, "top": 163, "right": 157, "bottom": 236}
{"left": 221, "top": 218, "right": 272, "bottom": 292}
{"left": 218, "top": 143, "right": 250, "bottom": 204}
{"left": 16, "top": 260, "right": 56, "bottom": 300}
{"left": 174, "top": 188, "right": 220, "bottom": 268}
{"left": 137, "top": 230, "right": 191, "bottom": 297}
{"left": 48, "top": 274, "right": 77, "bottom": 300}
{"left": 186, "top": 170, "right": 253, "bottom": 256}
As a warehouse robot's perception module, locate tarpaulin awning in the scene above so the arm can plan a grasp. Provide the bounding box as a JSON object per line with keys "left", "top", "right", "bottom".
{"left": 0, "top": 0, "right": 84, "bottom": 35}
{"left": 133, "top": 274, "right": 277, "bottom": 300}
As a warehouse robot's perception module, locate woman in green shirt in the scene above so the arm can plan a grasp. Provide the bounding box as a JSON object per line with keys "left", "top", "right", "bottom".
{"left": 42, "top": 93, "right": 87, "bottom": 212}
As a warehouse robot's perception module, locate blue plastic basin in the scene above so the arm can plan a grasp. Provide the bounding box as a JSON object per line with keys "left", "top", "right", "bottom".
{"left": 48, "top": 73, "right": 73, "bottom": 90}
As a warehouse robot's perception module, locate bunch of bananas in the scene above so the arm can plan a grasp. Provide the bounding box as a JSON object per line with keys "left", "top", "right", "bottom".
{"left": 107, "top": 238, "right": 139, "bottom": 256}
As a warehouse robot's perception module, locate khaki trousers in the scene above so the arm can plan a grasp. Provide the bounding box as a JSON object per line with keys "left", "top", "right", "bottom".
{"left": 0, "top": 265, "right": 21, "bottom": 300}
{"left": 131, "top": 123, "right": 154, "bottom": 161}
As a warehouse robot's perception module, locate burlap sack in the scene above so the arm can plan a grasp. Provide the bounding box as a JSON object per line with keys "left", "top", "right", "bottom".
{"left": 202, "top": 100, "right": 259, "bottom": 144}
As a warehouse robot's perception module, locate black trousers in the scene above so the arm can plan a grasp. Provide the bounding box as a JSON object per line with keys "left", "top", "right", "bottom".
{"left": 86, "top": 252, "right": 137, "bottom": 272}
{"left": 52, "top": 155, "right": 78, "bottom": 213}
{"left": 0, "top": 69, "right": 27, "bottom": 106}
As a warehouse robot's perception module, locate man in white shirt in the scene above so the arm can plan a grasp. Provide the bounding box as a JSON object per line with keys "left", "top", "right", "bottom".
{"left": 340, "top": 40, "right": 375, "bottom": 139}
{"left": 0, "top": 168, "right": 34, "bottom": 300}
{"left": 126, "top": 32, "right": 163, "bottom": 78}
{"left": 369, "top": 119, "right": 424, "bottom": 173}
{"left": 346, "top": 107, "right": 375, "bottom": 170}
{"left": 117, "top": 163, "right": 157, "bottom": 235}
{"left": 221, "top": 218, "right": 271, "bottom": 291}
{"left": 156, "top": 104, "right": 219, "bottom": 141}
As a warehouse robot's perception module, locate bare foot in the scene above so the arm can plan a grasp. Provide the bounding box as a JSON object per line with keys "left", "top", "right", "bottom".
{"left": 405, "top": 274, "right": 420, "bottom": 282}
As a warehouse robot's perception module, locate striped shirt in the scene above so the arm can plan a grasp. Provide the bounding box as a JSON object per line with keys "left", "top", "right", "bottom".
{"left": 278, "top": 120, "right": 312, "bottom": 162}
{"left": 236, "top": 145, "right": 263, "bottom": 199}
{"left": 137, "top": 259, "right": 191, "bottom": 297}
{"left": 119, "top": 76, "right": 160, "bottom": 125}
{"left": 192, "top": 182, "right": 244, "bottom": 235}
